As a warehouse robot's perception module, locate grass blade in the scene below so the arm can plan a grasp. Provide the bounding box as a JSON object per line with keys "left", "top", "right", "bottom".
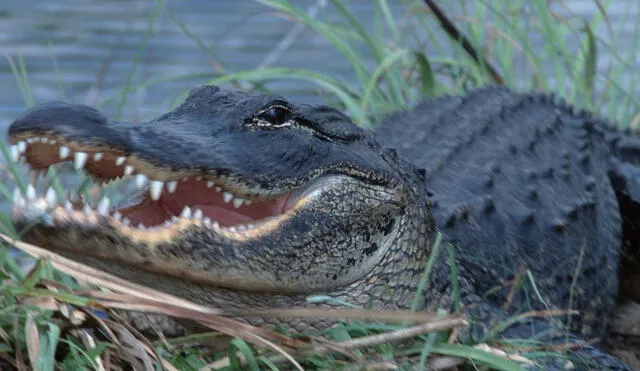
{"left": 431, "top": 343, "right": 527, "bottom": 371}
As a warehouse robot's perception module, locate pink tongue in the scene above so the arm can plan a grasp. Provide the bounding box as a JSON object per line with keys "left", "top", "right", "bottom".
{"left": 120, "top": 178, "right": 296, "bottom": 228}
{"left": 194, "top": 205, "right": 254, "bottom": 225}
{"left": 160, "top": 186, "right": 293, "bottom": 227}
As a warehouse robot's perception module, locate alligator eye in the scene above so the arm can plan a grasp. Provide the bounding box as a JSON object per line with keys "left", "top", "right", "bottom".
{"left": 259, "top": 105, "right": 291, "bottom": 127}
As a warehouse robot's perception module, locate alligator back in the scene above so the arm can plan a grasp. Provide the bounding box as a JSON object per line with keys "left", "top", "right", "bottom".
{"left": 375, "top": 86, "right": 622, "bottom": 337}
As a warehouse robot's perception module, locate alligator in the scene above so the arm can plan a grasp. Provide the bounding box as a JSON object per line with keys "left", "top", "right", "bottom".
{"left": 6, "top": 84, "right": 640, "bottom": 369}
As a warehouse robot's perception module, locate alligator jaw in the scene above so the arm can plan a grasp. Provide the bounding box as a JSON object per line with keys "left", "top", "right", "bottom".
{"left": 10, "top": 132, "right": 382, "bottom": 293}
{"left": 9, "top": 131, "right": 300, "bottom": 232}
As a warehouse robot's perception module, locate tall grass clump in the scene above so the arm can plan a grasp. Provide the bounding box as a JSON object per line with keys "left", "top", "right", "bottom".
{"left": 0, "top": 0, "right": 638, "bottom": 369}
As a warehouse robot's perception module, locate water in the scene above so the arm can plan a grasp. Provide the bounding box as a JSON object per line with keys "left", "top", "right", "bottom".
{"left": 0, "top": 0, "right": 406, "bottom": 125}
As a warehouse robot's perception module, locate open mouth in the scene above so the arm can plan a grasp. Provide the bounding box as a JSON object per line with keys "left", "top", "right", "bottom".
{"left": 9, "top": 133, "right": 301, "bottom": 234}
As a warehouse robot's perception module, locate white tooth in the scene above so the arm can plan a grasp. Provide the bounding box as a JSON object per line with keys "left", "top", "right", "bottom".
{"left": 49, "top": 139, "right": 57, "bottom": 145}
{"left": 83, "top": 204, "right": 92, "bottom": 215}
{"left": 115, "top": 156, "right": 126, "bottom": 166}
{"left": 237, "top": 225, "right": 246, "bottom": 231}
{"left": 244, "top": 200, "right": 253, "bottom": 206}
{"left": 59, "top": 145, "right": 70, "bottom": 159}
{"left": 97, "top": 197, "right": 110, "bottom": 215}
{"left": 17, "top": 141, "right": 27, "bottom": 153}
{"left": 206, "top": 181, "right": 214, "bottom": 188}
{"left": 164, "top": 220, "right": 172, "bottom": 227}
{"left": 138, "top": 223, "right": 146, "bottom": 230}
{"left": 64, "top": 200, "right": 73, "bottom": 211}
{"left": 215, "top": 186, "right": 222, "bottom": 192}
{"left": 13, "top": 188, "right": 25, "bottom": 207}
{"left": 149, "top": 181, "right": 164, "bottom": 201}
{"left": 171, "top": 216, "right": 178, "bottom": 222}
{"left": 180, "top": 206, "right": 192, "bottom": 219}
{"left": 166, "top": 181, "right": 178, "bottom": 193}
{"left": 45, "top": 187, "right": 57, "bottom": 207}
{"left": 27, "top": 137, "right": 38, "bottom": 143}
{"left": 247, "top": 223, "right": 254, "bottom": 229}
{"left": 196, "top": 176, "right": 202, "bottom": 181}
{"left": 113, "top": 211, "right": 122, "bottom": 221}
{"left": 40, "top": 137, "right": 48, "bottom": 143}
{"left": 193, "top": 209, "right": 203, "bottom": 219}
{"left": 93, "top": 152, "right": 103, "bottom": 161}
{"left": 124, "top": 165, "right": 134, "bottom": 176}
{"left": 74, "top": 152, "right": 88, "bottom": 169}
{"left": 223, "top": 192, "right": 233, "bottom": 203}
{"left": 228, "top": 227, "right": 237, "bottom": 233}
{"left": 135, "top": 174, "right": 148, "bottom": 189}
{"left": 203, "top": 217, "right": 212, "bottom": 226}
{"left": 122, "top": 217, "right": 130, "bottom": 226}
{"left": 232, "top": 197, "right": 244, "bottom": 208}
{"left": 9, "top": 145, "right": 19, "bottom": 162}
{"left": 26, "top": 184, "right": 36, "bottom": 200}
{"left": 90, "top": 175, "right": 104, "bottom": 185}
{"left": 29, "top": 169, "right": 43, "bottom": 185}
{"left": 212, "top": 221, "right": 220, "bottom": 229}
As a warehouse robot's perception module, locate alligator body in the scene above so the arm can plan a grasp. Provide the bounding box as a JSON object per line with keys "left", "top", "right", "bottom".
{"left": 377, "top": 88, "right": 629, "bottom": 338}
{"left": 6, "top": 85, "right": 640, "bottom": 369}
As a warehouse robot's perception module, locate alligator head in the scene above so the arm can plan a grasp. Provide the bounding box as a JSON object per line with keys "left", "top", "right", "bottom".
{"left": 8, "top": 85, "right": 437, "bottom": 330}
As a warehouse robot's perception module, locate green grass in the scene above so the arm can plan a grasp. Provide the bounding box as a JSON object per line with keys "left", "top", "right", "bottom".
{"left": 0, "top": 0, "right": 638, "bottom": 369}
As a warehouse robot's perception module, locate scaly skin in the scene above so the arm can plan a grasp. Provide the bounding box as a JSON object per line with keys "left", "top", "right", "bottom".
{"left": 6, "top": 85, "right": 635, "bottom": 369}
{"left": 377, "top": 87, "right": 629, "bottom": 339}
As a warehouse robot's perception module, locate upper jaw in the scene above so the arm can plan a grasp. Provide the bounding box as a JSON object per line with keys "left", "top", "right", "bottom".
{"left": 8, "top": 123, "right": 391, "bottom": 201}
{"left": 6, "top": 95, "right": 397, "bottom": 235}
{"left": 7, "top": 86, "right": 397, "bottom": 196}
